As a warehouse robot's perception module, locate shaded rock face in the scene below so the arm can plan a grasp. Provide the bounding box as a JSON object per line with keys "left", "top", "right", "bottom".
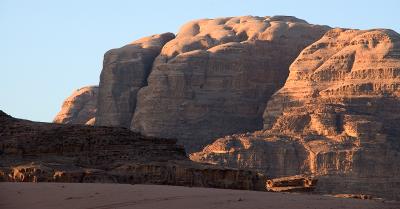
{"left": 132, "top": 16, "right": 330, "bottom": 151}
{"left": 1, "top": 110, "right": 187, "bottom": 166}
{"left": 191, "top": 29, "right": 400, "bottom": 200}
{"left": 53, "top": 86, "right": 98, "bottom": 125}
{"left": 0, "top": 110, "right": 266, "bottom": 191}
{"left": 95, "top": 33, "right": 175, "bottom": 128}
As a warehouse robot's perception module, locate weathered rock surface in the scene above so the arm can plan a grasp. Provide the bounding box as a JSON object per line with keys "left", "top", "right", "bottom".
{"left": 132, "top": 16, "right": 330, "bottom": 151}
{"left": 191, "top": 28, "right": 400, "bottom": 200}
{"left": 53, "top": 86, "right": 98, "bottom": 125}
{"left": 95, "top": 33, "right": 175, "bottom": 128}
{"left": 0, "top": 110, "right": 266, "bottom": 191}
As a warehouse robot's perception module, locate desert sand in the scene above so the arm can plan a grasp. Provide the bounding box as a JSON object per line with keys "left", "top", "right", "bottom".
{"left": 0, "top": 183, "right": 399, "bottom": 209}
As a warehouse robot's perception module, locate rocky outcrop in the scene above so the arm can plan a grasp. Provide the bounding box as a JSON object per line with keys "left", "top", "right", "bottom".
{"left": 0, "top": 110, "right": 266, "bottom": 191}
{"left": 191, "top": 28, "right": 400, "bottom": 200}
{"left": 191, "top": 132, "right": 309, "bottom": 178}
{"left": 95, "top": 33, "right": 175, "bottom": 128}
{"left": 1, "top": 110, "right": 186, "bottom": 166}
{"left": 53, "top": 86, "right": 98, "bottom": 125}
{"left": 132, "top": 16, "right": 330, "bottom": 151}
{"left": 266, "top": 175, "right": 317, "bottom": 192}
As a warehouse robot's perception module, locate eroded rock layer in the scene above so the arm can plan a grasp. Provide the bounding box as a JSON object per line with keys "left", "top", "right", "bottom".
{"left": 95, "top": 33, "right": 175, "bottom": 128}
{"left": 191, "top": 28, "right": 400, "bottom": 200}
{"left": 132, "top": 16, "right": 330, "bottom": 151}
{"left": 53, "top": 86, "right": 98, "bottom": 125}
{"left": 0, "top": 110, "right": 266, "bottom": 191}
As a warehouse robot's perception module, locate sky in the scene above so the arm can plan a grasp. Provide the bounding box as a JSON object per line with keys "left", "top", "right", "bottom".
{"left": 1, "top": 0, "right": 399, "bottom": 122}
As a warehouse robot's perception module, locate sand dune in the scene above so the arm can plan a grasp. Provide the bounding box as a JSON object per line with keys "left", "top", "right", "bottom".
{"left": 1, "top": 183, "right": 399, "bottom": 209}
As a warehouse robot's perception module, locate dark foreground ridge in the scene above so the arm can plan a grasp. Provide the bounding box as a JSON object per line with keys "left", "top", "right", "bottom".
{"left": 0, "top": 110, "right": 266, "bottom": 191}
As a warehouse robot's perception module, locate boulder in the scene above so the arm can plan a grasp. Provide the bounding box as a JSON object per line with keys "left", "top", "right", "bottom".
{"left": 266, "top": 175, "right": 317, "bottom": 192}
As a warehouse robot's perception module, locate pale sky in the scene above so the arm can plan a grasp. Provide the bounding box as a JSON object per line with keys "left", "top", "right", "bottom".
{"left": 1, "top": 0, "right": 399, "bottom": 122}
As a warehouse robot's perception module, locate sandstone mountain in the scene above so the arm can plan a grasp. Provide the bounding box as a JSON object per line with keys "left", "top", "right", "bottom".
{"left": 62, "top": 16, "right": 327, "bottom": 152}
{"left": 0, "top": 110, "right": 266, "bottom": 190}
{"left": 131, "top": 16, "right": 330, "bottom": 151}
{"left": 56, "top": 16, "right": 331, "bottom": 152}
{"left": 53, "top": 86, "right": 98, "bottom": 125}
{"left": 191, "top": 28, "right": 400, "bottom": 200}
{"left": 57, "top": 16, "right": 330, "bottom": 152}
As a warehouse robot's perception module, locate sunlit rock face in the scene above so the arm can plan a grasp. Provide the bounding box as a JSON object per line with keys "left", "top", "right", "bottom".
{"left": 53, "top": 86, "right": 98, "bottom": 125}
{"left": 191, "top": 28, "right": 400, "bottom": 200}
{"left": 132, "top": 16, "right": 330, "bottom": 152}
{"left": 95, "top": 33, "right": 175, "bottom": 128}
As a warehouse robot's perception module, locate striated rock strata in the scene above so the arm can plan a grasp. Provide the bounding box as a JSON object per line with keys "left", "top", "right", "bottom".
{"left": 132, "top": 16, "right": 330, "bottom": 151}
{"left": 0, "top": 110, "right": 266, "bottom": 191}
{"left": 191, "top": 28, "right": 400, "bottom": 200}
{"left": 53, "top": 86, "right": 98, "bottom": 125}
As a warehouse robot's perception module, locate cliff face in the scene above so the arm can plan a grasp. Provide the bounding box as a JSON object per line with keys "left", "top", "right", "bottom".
{"left": 53, "top": 86, "right": 98, "bottom": 125}
{"left": 0, "top": 110, "right": 266, "bottom": 191}
{"left": 191, "top": 28, "right": 400, "bottom": 200}
{"left": 132, "top": 16, "right": 329, "bottom": 151}
{"left": 95, "top": 33, "right": 175, "bottom": 128}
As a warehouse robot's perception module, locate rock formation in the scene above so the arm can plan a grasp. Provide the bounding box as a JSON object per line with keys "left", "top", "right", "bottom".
{"left": 95, "top": 33, "right": 175, "bottom": 128}
{"left": 50, "top": 16, "right": 400, "bottom": 200}
{"left": 53, "top": 86, "right": 98, "bottom": 125}
{"left": 191, "top": 28, "right": 400, "bottom": 200}
{"left": 131, "top": 16, "right": 330, "bottom": 151}
{"left": 0, "top": 110, "right": 266, "bottom": 191}
{"left": 56, "top": 16, "right": 329, "bottom": 152}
